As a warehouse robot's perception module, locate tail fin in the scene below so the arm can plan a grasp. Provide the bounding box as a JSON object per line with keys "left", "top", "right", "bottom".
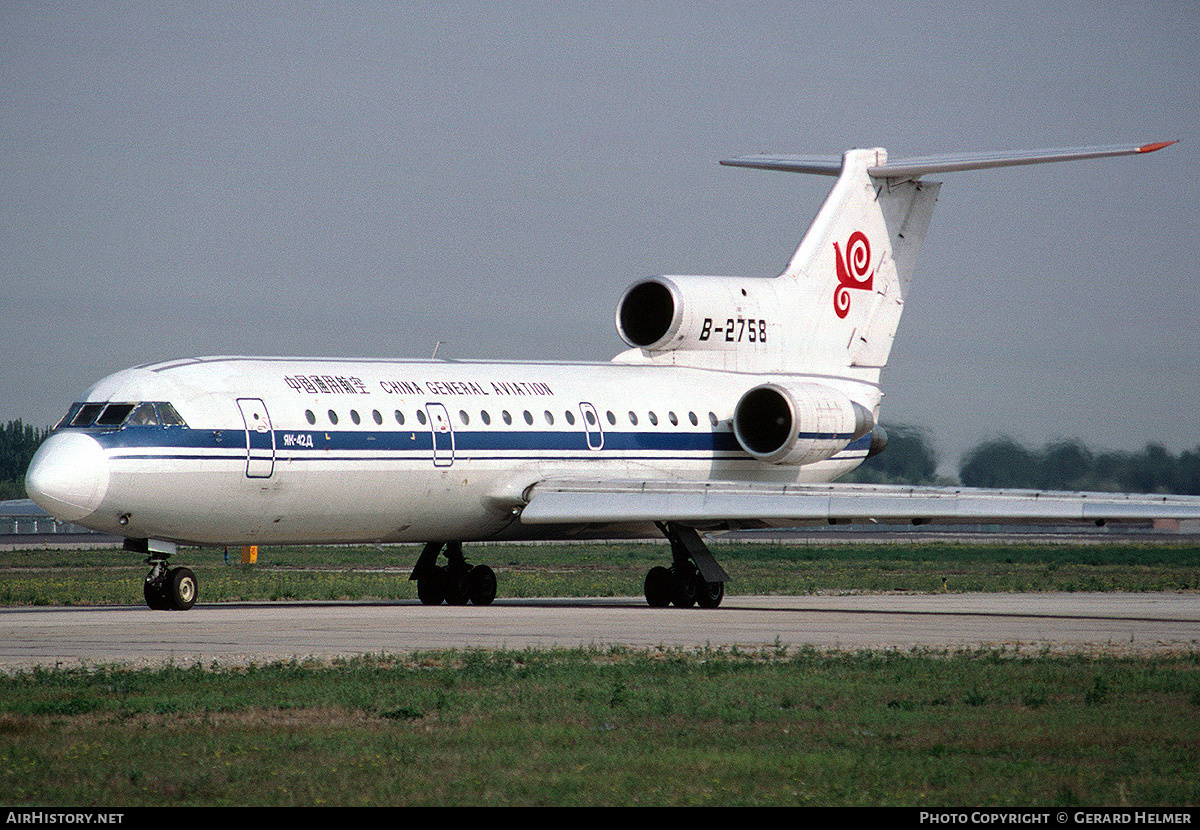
{"left": 721, "top": 141, "right": 1175, "bottom": 371}
{"left": 781, "top": 148, "right": 939, "bottom": 369}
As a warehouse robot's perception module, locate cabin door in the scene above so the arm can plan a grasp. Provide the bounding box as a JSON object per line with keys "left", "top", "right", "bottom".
{"left": 236, "top": 398, "right": 275, "bottom": 479}
{"left": 425, "top": 402, "right": 455, "bottom": 467}
{"left": 579, "top": 402, "right": 604, "bottom": 450}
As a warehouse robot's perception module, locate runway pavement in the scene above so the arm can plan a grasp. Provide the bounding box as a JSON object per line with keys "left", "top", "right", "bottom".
{"left": 1, "top": 593, "right": 1198, "bottom": 670}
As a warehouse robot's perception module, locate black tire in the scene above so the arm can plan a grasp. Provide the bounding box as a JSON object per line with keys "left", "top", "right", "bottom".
{"left": 696, "top": 579, "right": 724, "bottom": 609}
{"left": 417, "top": 566, "right": 446, "bottom": 605}
{"left": 144, "top": 577, "right": 170, "bottom": 611}
{"left": 444, "top": 567, "right": 471, "bottom": 606}
{"left": 467, "top": 565, "right": 497, "bottom": 606}
{"left": 644, "top": 566, "right": 674, "bottom": 608}
{"left": 671, "top": 569, "right": 698, "bottom": 608}
{"left": 167, "top": 567, "right": 197, "bottom": 611}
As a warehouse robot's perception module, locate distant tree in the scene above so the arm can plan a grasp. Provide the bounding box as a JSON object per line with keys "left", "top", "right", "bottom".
{"left": 958, "top": 436, "right": 1200, "bottom": 495}
{"left": 1037, "top": 440, "right": 1094, "bottom": 490}
{"left": 843, "top": 424, "right": 938, "bottom": 485}
{"left": 959, "top": 438, "right": 1038, "bottom": 489}
{"left": 0, "top": 420, "right": 50, "bottom": 497}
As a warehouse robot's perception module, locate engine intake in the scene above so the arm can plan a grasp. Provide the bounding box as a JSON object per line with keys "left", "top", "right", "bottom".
{"left": 615, "top": 274, "right": 779, "bottom": 353}
{"left": 617, "top": 280, "right": 678, "bottom": 349}
{"left": 733, "top": 382, "right": 873, "bottom": 465}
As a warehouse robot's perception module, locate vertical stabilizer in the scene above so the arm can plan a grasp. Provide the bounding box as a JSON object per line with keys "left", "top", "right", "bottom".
{"left": 774, "top": 149, "right": 939, "bottom": 369}
{"left": 720, "top": 142, "right": 1175, "bottom": 371}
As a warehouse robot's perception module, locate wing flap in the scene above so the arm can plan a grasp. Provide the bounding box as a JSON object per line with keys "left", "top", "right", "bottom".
{"left": 519, "top": 479, "right": 1200, "bottom": 526}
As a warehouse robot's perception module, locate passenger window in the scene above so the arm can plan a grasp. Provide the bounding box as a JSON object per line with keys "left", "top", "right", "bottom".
{"left": 306, "top": 410, "right": 317, "bottom": 425}
{"left": 350, "top": 410, "right": 361, "bottom": 425}
{"left": 502, "top": 410, "right": 512, "bottom": 425}
{"left": 628, "top": 412, "right": 638, "bottom": 426}
{"left": 565, "top": 410, "right": 576, "bottom": 425}
{"left": 459, "top": 410, "right": 470, "bottom": 426}
{"left": 416, "top": 410, "right": 427, "bottom": 425}
{"left": 523, "top": 410, "right": 534, "bottom": 425}
{"left": 481, "top": 410, "right": 491, "bottom": 425}
{"left": 669, "top": 412, "right": 678, "bottom": 426}
{"left": 689, "top": 411, "right": 698, "bottom": 426}
{"left": 607, "top": 411, "right": 616, "bottom": 426}
{"left": 708, "top": 412, "right": 719, "bottom": 427}
{"left": 544, "top": 410, "right": 554, "bottom": 425}
{"left": 328, "top": 410, "right": 339, "bottom": 425}
{"left": 394, "top": 410, "right": 405, "bottom": 426}
{"left": 648, "top": 412, "right": 658, "bottom": 426}
{"left": 373, "top": 410, "right": 383, "bottom": 425}
{"left": 585, "top": 410, "right": 596, "bottom": 426}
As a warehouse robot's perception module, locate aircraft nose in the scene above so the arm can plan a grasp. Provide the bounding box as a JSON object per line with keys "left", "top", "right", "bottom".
{"left": 26, "top": 432, "right": 110, "bottom": 522}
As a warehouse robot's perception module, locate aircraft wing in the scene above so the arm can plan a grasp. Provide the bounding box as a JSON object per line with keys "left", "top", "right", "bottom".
{"left": 518, "top": 479, "right": 1200, "bottom": 527}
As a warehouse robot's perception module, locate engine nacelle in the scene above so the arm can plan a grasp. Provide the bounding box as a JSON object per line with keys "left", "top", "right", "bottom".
{"left": 615, "top": 275, "right": 778, "bottom": 352}
{"left": 733, "top": 382, "right": 874, "bottom": 465}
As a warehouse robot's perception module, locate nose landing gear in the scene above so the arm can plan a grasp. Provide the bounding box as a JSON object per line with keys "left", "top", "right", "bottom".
{"left": 129, "top": 538, "right": 197, "bottom": 611}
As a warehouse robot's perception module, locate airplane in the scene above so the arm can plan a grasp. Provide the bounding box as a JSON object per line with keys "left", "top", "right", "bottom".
{"left": 25, "top": 140, "right": 1200, "bottom": 612}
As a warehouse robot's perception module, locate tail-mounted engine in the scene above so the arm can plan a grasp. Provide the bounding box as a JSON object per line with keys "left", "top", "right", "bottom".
{"left": 616, "top": 275, "right": 779, "bottom": 353}
{"left": 733, "top": 382, "right": 874, "bottom": 465}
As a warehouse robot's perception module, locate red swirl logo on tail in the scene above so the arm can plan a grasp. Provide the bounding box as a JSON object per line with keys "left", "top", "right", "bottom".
{"left": 832, "top": 231, "right": 874, "bottom": 318}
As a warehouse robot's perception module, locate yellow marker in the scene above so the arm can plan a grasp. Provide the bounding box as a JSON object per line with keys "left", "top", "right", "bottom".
{"left": 241, "top": 545, "right": 257, "bottom": 564}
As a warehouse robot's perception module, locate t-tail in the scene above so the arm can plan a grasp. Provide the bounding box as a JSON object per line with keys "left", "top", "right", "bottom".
{"left": 613, "top": 141, "right": 1175, "bottom": 375}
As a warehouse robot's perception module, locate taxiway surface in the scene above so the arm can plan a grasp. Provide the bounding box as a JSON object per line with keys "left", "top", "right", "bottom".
{"left": 2, "top": 593, "right": 1198, "bottom": 669}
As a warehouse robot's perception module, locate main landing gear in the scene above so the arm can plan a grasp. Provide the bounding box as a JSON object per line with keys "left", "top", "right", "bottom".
{"left": 410, "top": 541, "right": 497, "bottom": 606}
{"left": 643, "top": 522, "right": 729, "bottom": 609}
{"left": 126, "top": 539, "right": 197, "bottom": 611}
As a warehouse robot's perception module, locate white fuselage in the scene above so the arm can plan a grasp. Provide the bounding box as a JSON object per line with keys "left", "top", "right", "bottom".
{"left": 28, "top": 355, "right": 879, "bottom": 546}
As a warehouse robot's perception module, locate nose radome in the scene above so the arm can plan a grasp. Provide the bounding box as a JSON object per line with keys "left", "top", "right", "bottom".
{"left": 26, "top": 432, "right": 110, "bottom": 522}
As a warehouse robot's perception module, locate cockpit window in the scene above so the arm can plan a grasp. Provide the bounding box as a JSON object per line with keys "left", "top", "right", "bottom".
{"left": 56, "top": 401, "right": 189, "bottom": 430}
{"left": 128, "top": 403, "right": 159, "bottom": 426}
{"left": 96, "top": 403, "right": 136, "bottom": 426}
{"left": 157, "top": 402, "right": 186, "bottom": 426}
{"left": 68, "top": 403, "right": 105, "bottom": 428}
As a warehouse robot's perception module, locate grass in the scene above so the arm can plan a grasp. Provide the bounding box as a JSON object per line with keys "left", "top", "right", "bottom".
{"left": 1, "top": 539, "right": 1197, "bottom": 806}
{"left": 0, "top": 647, "right": 1197, "bottom": 806}
{"left": 1, "top": 539, "right": 1199, "bottom": 605}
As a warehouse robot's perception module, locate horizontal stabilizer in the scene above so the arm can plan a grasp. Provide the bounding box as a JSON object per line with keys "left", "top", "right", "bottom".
{"left": 721, "top": 141, "right": 1177, "bottom": 180}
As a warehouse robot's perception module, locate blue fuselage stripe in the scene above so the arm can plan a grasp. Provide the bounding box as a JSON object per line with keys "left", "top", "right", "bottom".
{"left": 71, "top": 424, "right": 871, "bottom": 462}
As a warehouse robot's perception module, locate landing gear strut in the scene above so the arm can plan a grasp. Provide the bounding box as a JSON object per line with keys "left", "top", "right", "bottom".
{"left": 644, "top": 522, "right": 729, "bottom": 608}
{"left": 128, "top": 538, "right": 197, "bottom": 611}
{"left": 410, "top": 542, "right": 497, "bottom": 606}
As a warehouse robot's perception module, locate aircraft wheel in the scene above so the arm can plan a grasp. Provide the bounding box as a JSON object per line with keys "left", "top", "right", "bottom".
{"left": 167, "top": 567, "right": 197, "bottom": 611}
{"left": 144, "top": 577, "right": 170, "bottom": 611}
{"left": 671, "top": 569, "right": 698, "bottom": 608}
{"left": 696, "top": 579, "right": 724, "bottom": 609}
{"left": 417, "top": 566, "right": 446, "bottom": 606}
{"left": 467, "top": 565, "right": 497, "bottom": 606}
{"left": 644, "top": 566, "right": 674, "bottom": 608}
{"left": 445, "top": 567, "right": 471, "bottom": 606}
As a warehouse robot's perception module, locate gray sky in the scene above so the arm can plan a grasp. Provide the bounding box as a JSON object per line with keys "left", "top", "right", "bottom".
{"left": 3, "top": 1, "right": 1197, "bottom": 472}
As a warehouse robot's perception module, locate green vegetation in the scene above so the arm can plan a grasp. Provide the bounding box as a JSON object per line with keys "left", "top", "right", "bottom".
{"left": 2, "top": 540, "right": 1200, "bottom": 606}
{"left": 0, "top": 419, "right": 48, "bottom": 500}
{"left": 843, "top": 423, "right": 942, "bottom": 485}
{"left": 2, "top": 541, "right": 1198, "bottom": 806}
{"left": 1, "top": 648, "right": 1197, "bottom": 806}
{"left": 960, "top": 438, "right": 1200, "bottom": 494}
{"left": 843, "top": 422, "right": 1200, "bottom": 494}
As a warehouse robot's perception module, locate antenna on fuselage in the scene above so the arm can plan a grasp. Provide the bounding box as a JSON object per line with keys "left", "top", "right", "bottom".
{"left": 431, "top": 340, "right": 444, "bottom": 360}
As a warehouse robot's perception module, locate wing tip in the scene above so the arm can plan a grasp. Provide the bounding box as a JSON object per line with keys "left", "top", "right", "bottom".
{"left": 1138, "top": 140, "right": 1179, "bottom": 154}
